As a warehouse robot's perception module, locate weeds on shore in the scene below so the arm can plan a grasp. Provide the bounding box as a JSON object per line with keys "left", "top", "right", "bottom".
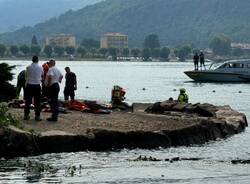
{"left": 0, "top": 102, "right": 22, "bottom": 129}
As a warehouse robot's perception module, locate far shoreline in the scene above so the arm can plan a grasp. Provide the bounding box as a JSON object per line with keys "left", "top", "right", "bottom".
{"left": 0, "top": 57, "right": 189, "bottom": 63}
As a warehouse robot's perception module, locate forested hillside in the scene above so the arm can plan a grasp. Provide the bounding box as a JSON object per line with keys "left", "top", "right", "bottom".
{"left": 0, "top": 0, "right": 250, "bottom": 47}
{"left": 0, "top": 0, "right": 102, "bottom": 33}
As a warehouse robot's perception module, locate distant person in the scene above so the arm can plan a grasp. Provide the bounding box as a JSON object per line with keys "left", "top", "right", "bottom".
{"left": 193, "top": 53, "right": 199, "bottom": 71}
{"left": 178, "top": 88, "right": 189, "bottom": 103}
{"left": 24, "top": 56, "right": 43, "bottom": 121}
{"left": 64, "top": 67, "right": 77, "bottom": 101}
{"left": 16, "top": 70, "right": 26, "bottom": 98}
{"left": 45, "top": 59, "right": 63, "bottom": 122}
{"left": 111, "top": 85, "right": 126, "bottom": 105}
{"left": 199, "top": 52, "right": 206, "bottom": 70}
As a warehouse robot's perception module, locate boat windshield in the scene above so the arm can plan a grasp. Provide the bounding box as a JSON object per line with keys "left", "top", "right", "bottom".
{"left": 216, "top": 62, "right": 244, "bottom": 69}
{"left": 208, "top": 62, "right": 223, "bottom": 70}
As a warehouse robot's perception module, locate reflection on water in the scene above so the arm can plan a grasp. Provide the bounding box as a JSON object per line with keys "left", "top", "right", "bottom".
{"left": 1, "top": 60, "right": 250, "bottom": 183}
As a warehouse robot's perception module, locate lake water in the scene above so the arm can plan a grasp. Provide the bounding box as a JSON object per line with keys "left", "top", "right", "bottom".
{"left": 1, "top": 60, "right": 250, "bottom": 183}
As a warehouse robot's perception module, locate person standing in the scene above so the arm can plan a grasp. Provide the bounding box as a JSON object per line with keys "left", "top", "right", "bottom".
{"left": 24, "top": 56, "right": 43, "bottom": 121}
{"left": 41, "top": 62, "right": 49, "bottom": 100}
{"left": 193, "top": 53, "right": 199, "bottom": 71}
{"left": 45, "top": 59, "right": 63, "bottom": 122}
{"left": 199, "top": 52, "right": 206, "bottom": 70}
{"left": 64, "top": 67, "right": 77, "bottom": 101}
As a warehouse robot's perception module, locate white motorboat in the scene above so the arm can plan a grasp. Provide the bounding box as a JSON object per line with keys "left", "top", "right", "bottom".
{"left": 184, "top": 59, "right": 250, "bottom": 82}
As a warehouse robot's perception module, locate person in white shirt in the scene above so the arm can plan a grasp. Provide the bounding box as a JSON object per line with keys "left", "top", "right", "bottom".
{"left": 45, "top": 59, "right": 63, "bottom": 121}
{"left": 24, "top": 56, "right": 44, "bottom": 121}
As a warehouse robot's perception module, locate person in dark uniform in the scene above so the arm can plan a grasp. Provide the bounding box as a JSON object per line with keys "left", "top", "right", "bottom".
{"left": 199, "top": 52, "right": 206, "bottom": 70}
{"left": 64, "top": 67, "right": 77, "bottom": 101}
{"left": 193, "top": 53, "right": 199, "bottom": 71}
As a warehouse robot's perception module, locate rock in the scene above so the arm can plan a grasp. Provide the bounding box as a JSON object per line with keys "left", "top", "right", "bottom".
{"left": 145, "top": 102, "right": 163, "bottom": 113}
{"left": 132, "top": 103, "right": 153, "bottom": 113}
{"left": 0, "top": 102, "right": 247, "bottom": 158}
{"left": 88, "top": 129, "right": 171, "bottom": 150}
{"left": 38, "top": 131, "right": 83, "bottom": 153}
{"left": 0, "top": 126, "right": 37, "bottom": 158}
{"left": 192, "top": 103, "right": 217, "bottom": 117}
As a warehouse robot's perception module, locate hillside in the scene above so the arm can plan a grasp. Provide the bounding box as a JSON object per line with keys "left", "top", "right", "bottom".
{"left": 0, "top": 0, "right": 102, "bottom": 33}
{"left": 1, "top": 0, "right": 250, "bottom": 47}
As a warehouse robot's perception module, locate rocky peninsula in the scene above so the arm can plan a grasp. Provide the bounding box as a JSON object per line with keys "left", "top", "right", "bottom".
{"left": 0, "top": 102, "right": 248, "bottom": 158}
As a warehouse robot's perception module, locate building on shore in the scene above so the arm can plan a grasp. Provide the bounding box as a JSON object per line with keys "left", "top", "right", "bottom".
{"left": 45, "top": 34, "right": 76, "bottom": 47}
{"left": 101, "top": 32, "right": 128, "bottom": 49}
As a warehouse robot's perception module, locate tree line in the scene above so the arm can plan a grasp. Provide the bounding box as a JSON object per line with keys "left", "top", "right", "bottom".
{"left": 0, "top": 33, "right": 248, "bottom": 61}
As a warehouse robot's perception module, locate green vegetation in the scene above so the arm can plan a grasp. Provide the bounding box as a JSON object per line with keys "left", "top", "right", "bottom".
{"left": 209, "top": 34, "right": 231, "bottom": 56}
{"left": 144, "top": 34, "right": 160, "bottom": 49}
{"left": 175, "top": 45, "right": 192, "bottom": 61}
{"left": 0, "top": 63, "right": 16, "bottom": 102}
{"left": 0, "top": 103, "right": 21, "bottom": 128}
{"left": 1, "top": 0, "right": 250, "bottom": 47}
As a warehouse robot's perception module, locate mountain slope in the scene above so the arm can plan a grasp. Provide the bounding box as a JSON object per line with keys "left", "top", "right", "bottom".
{"left": 1, "top": 0, "right": 250, "bottom": 47}
{"left": 0, "top": 0, "right": 102, "bottom": 33}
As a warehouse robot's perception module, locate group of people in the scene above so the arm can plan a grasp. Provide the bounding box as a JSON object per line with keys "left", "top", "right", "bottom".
{"left": 193, "top": 52, "right": 205, "bottom": 71}
{"left": 17, "top": 56, "right": 189, "bottom": 121}
{"left": 17, "top": 56, "right": 77, "bottom": 122}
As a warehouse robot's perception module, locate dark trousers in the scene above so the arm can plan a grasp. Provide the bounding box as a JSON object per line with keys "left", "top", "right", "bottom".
{"left": 194, "top": 61, "right": 199, "bottom": 70}
{"left": 200, "top": 61, "right": 206, "bottom": 70}
{"left": 64, "top": 87, "right": 75, "bottom": 101}
{"left": 24, "top": 84, "right": 41, "bottom": 117}
{"left": 48, "top": 83, "right": 60, "bottom": 119}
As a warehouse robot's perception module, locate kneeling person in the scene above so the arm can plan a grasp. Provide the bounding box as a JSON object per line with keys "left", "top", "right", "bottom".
{"left": 178, "top": 88, "right": 189, "bottom": 103}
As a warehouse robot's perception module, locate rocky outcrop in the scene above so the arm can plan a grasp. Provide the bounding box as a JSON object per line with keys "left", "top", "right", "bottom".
{"left": 0, "top": 103, "right": 248, "bottom": 158}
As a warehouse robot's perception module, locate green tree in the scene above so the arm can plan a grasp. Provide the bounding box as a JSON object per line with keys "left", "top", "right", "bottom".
{"left": 0, "top": 63, "right": 16, "bottom": 102}
{"left": 122, "top": 48, "right": 130, "bottom": 57}
{"left": 77, "top": 46, "right": 87, "bottom": 58}
{"left": 90, "top": 48, "right": 97, "bottom": 57}
{"left": 144, "top": 34, "right": 160, "bottom": 49}
{"left": 142, "top": 48, "right": 151, "bottom": 61}
{"left": 160, "top": 47, "right": 170, "bottom": 61}
{"left": 54, "top": 46, "right": 64, "bottom": 57}
{"left": 131, "top": 48, "right": 141, "bottom": 57}
{"left": 19, "top": 45, "right": 30, "bottom": 56}
{"left": 232, "top": 48, "right": 244, "bottom": 57}
{"left": 43, "top": 45, "right": 53, "bottom": 58}
{"left": 30, "top": 45, "right": 41, "bottom": 55}
{"left": 152, "top": 48, "right": 160, "bottom": 57}
{"left": 108, "top": 47, "right": 118, "bottom": 60}
{"left": 31, "top": 35, "right": 38, "bottom": 45}
{"left": 9, "top": 45, "right": 19, "bottom": 56}
{"left": 0, "top": 44, "right": 6, "bottom": 57}
{"left": 175, "top": 45, "right": 192, "bottom": 61}
{"left": 99, "top": 48, "right": 108, "bottom": 57}
{"left": 65, "top": 46, "right": 75, "bottom": 55}
{"left": 209, "top": 34, "right": 231, "bottom": 55}
{"left": 81, "top": 38, "right": 100, "bottom": 49}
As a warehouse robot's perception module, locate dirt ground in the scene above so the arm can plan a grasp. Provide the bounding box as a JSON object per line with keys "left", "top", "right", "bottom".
{"left": 9, "top": 108, "right": 200, "bottom": 135}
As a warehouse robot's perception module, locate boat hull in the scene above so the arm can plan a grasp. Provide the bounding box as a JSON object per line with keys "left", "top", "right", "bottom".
{"left": 184, "top": 71, "right": 249, "bottom": 82}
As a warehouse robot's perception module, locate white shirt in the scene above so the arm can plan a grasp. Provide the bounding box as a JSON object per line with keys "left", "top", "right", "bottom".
{"left": 46, "top": 66, "right": 63, "bottom": 86}
{"left": 26, "top": 63, "right": 43, "bottom": 85}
